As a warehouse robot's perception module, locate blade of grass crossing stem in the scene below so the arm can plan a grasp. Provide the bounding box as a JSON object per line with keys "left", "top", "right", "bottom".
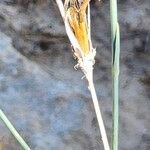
{"left": 110, "top": 0, "right": 120, "bottom": 150}
{"left": 0, "top": 109, "right": 31, "bottom": 150}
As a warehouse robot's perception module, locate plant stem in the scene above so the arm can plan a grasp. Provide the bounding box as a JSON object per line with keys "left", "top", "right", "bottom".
{"left": 110, "top": 0, "right": 120, "bottom": 149}
{"left": 86, "top": 70, "right": 110, "bottom": 150}
{"left": 55, "top": 0, "right": 110, "bottom": 149}
{"left": 0, "top": 109, "right": 31, "bottom": 150}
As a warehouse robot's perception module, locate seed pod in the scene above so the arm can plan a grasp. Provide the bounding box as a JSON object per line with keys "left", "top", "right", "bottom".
{"left": 65, "top": 0, "right": 90, "bottom": 56}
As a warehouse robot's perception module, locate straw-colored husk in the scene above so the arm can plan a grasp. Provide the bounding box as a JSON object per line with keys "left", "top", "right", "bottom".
{"left": 55, "top": 1, "right": 110, "bottom": 150}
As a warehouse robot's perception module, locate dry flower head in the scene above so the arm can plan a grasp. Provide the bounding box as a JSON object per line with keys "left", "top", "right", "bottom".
{"left": 64, "top": 0, "right": 96, "bottom": 75}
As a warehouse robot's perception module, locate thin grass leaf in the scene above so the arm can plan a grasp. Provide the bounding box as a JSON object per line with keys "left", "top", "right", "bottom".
{"left": 110, "top": 0, "right": 120, "bottom": 149}
{"left": 0, "top": 109, "right": 31, "bottom": 150}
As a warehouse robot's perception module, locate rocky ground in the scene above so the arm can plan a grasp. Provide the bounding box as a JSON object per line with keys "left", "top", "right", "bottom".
{"left": 0, "top": 0, "right": 150, "bottom": 150}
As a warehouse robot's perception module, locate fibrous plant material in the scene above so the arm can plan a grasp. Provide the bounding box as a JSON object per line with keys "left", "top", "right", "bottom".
{"left": 55, "top": 0, "right": 110, "bottom": 150}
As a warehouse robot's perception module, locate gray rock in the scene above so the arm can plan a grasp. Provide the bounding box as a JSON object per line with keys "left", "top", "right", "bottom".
{"left": 0, "top": 0, "right": 150, "bottom": 150}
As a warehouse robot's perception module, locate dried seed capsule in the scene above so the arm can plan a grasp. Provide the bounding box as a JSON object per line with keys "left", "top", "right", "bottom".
{"left": 65, "top": 0, "right": 90, "bottom": 56}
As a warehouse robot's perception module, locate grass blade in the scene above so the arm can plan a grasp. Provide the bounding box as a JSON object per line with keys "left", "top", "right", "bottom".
{"left": 110, "top": 0, "right": 120, "bottom": 150}
{"left": 0, "top": 109, "right": 31, "bottom": 150}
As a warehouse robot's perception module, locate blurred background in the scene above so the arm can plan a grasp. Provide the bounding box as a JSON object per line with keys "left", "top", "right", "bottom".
{"left": 0, "top": 0, "right": 150, "bottom": 149}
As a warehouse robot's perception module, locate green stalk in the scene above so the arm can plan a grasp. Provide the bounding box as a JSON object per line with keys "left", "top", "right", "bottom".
{"left": 110, "top": 0, "right": 120, "bottom": 150}
{"left": 0, "top": 109, "right": 31, "bottom": 150}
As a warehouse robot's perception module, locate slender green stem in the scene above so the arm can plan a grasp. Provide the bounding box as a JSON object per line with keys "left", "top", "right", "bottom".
{"left": 0, "top": 109, "right": 31, "bottom": 150}
{"left": 110, "top": 0, "right": 120, "bottom": 150}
